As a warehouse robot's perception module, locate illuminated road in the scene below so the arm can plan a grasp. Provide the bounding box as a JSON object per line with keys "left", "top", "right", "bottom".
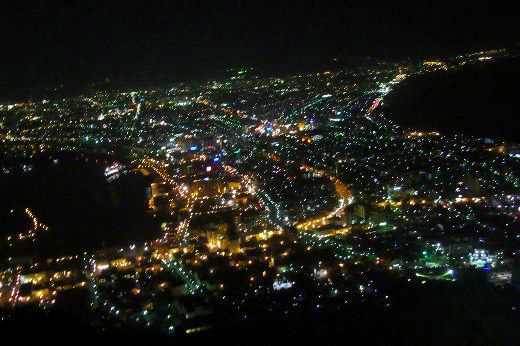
{"left": 262, "top": 152, "right": 352, "bottom": 232}
{"left": 296, "top": 164, "right": 352, "bottom": 231}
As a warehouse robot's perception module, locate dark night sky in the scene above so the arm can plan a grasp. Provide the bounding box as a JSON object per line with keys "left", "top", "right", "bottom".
{"left": 1, "top": 0, "right": 519, "bottom": 100}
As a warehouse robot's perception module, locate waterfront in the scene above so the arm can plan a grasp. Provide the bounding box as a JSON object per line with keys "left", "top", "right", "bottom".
{"left": 0, "top": 153, "right": 160, "bottom": 258}
{"left": 385, "top": 56, "right": 520, "bottom": 142}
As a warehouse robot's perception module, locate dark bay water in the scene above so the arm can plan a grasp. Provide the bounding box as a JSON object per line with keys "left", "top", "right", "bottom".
{"left": 0, "top": 153, "right": 160, "bottom": 258}
{"left": 384, "top": 57, "right": 520, "bottom": 142}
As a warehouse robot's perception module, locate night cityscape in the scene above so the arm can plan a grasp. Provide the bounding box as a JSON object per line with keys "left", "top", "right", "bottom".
{"left": 1, "top": 1, "right": 520, "bottom": 345}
